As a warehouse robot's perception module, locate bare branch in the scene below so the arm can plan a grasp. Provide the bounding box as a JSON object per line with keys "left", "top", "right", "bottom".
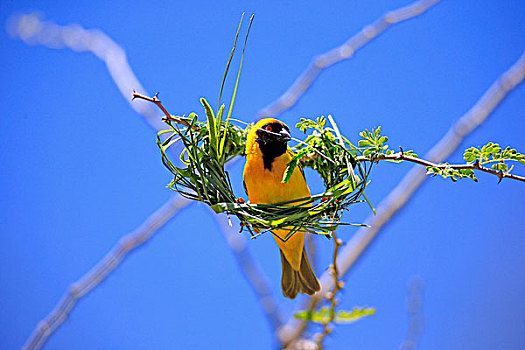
{"left": 22, "top": 196, "right": 191, "bottom": 350}
{"left": 258, "top": 0, "right": 442, "bottom": 118}
{"left": 132, "top": 91, "right": 173, "bottom": 121}
{"left": 132, "top": 91, "right": 199, "bottom": 129}
{"left": 9, "top": 13, "right": 283, "bottom": 349}
{"left": 398, "top": 277, "right": 424, "bottom": 350}
{"left": 357, "top": 152, "right": 525, "bottom": 183}
{"left": 279, "top": 51, "right": 525, "bottom": 346}
{"left": 314, "top": 234, "right": 344, "bottom": 349}
{"left": 7, "top": 12, "right": 163, "bottom": 132}
{"left": 213, "top": 213, "right": 284, "bottom": 332}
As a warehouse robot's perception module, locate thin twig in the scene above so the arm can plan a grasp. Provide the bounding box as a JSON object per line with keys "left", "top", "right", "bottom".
{"left": 357, "top": 152, "right": 525, "bottom": 183}
{"left": 315, "top": 234, "right": 344, "bottom": 349}
{"left": 132, "top": 91, "right": 199, "bottom": 130}
{"left": 279, "top": 51, "right": 525, "bottom": 347}
{"left": 258, "top": 0, "right": 441, "bottom": 118}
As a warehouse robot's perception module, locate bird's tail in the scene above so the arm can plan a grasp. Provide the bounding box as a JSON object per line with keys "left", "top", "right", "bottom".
{"left": 280, "top": 248, "right": 320, "bottom": 299}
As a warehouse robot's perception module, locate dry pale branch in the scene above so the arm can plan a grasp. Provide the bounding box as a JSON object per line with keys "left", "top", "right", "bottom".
{"left": 22, "top": 196, "right": 191, "bottom": 350}
{"left": 213, "top": 214, "right": 285, "bottom": 332}
{"left": 6, "top": 13, "right": 162, "bottom": 132}
{"left": 280, "top": 51, "right": 525, "bottom": 347}
{"left": 258, "top": 0, "right": 441, "bottom": 118}
{"left": 9, "top": 13, "right": 281, "bottom": 349}
{"left": 398, "top": 277, "right": 424, "bottom": 350}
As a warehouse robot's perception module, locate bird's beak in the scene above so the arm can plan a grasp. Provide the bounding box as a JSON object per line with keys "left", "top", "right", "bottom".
{"left": 278, "top": 129, "right": 291, "bottom": 142}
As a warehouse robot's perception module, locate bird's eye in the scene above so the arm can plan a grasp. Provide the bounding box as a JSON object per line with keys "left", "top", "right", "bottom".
{"left": 265, "top": 126, "right": 273, "bottom": 132}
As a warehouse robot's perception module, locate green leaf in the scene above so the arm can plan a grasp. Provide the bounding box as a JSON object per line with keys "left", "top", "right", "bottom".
{"left": 378, "top": 136, "right": 388, "bottom": 144}
{"left": 404, "top": 150, "right": 418, "bottom": 158}
{"left": 296, "top": 118, "right": 318, "bottom": 133}
{"left": 217, "top": 105, "right": 230, "bottom": 157}
{"left": 361, "top": 192, "right": 376, "bottom": 215}
{"left": 363, "top": 148, "right": 374, "bottom": 156}
{"left": 294, "top": 306, "right": 375, "bottom": 324}
{"left": 463, "top": 147, "right": 480, "bottom": 162}
{"left": 459, "top": 168, "right": 478, "bottom": 182}
{"left": 282, "top": 148, "right": 309, "bottom": 184}
{"left": 492, "top": 162, "right": 508, "bottom": 171}
{"left": 201, "top": 98, "right": 217, "bottom": 154}
{"left": 225, "top": 14, "right": 254, "bottom": 140}
{"left": 217, "top": 14, "right": 244, "bottom": 110}
{"left": 358, "top": 140, "right": 372, "bottom": 147}
{"left": 216, "top": 104, "right": 225, "bottom": 131}
{"left": 317, "top": 116, "right": 326, "bottom": 129}
{"left": 335, "top": 307, "right": 376, "bottom": 323}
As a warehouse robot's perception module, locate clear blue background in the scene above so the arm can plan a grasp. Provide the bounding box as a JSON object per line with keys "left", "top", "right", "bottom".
{"left": 1, "top": 1, "right": 524, "bottom": 349}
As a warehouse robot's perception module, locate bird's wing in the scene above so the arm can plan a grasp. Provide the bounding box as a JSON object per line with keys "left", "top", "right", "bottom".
{"left": 243, "top": 179, "right": 249, "bottom": 197}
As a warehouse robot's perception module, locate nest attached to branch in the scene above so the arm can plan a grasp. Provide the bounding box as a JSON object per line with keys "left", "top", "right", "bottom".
{"left": 151, "top": 14, "right": 373, "bottom": 239}
{"left": 157, "top": 101, "right": 373, "bottom": 239}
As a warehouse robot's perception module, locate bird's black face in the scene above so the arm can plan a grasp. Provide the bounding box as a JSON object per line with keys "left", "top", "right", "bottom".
{"left": 255, "top": 121, "right": 291, "bottom": 145}
{"left": 255, "top": 121, "right": 291, "bottom": 170}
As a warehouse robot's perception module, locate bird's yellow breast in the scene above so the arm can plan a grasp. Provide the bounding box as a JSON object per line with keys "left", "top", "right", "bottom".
{"left": 243, "top": 144, "right": 310, "bottom": 205}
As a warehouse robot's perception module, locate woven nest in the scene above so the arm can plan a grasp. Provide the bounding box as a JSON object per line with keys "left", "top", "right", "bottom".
{"left": 157, "top": 98, "right": 373, "bottom": 240}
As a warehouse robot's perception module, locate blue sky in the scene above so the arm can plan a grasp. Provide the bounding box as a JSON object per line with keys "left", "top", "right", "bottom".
{"left": 1, "top": 1, "right": 524, "bottom": 349}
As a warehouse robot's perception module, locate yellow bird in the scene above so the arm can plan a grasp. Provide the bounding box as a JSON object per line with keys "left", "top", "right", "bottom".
{"left": 243, "top": 118, "right": 320, "bottom": 299}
